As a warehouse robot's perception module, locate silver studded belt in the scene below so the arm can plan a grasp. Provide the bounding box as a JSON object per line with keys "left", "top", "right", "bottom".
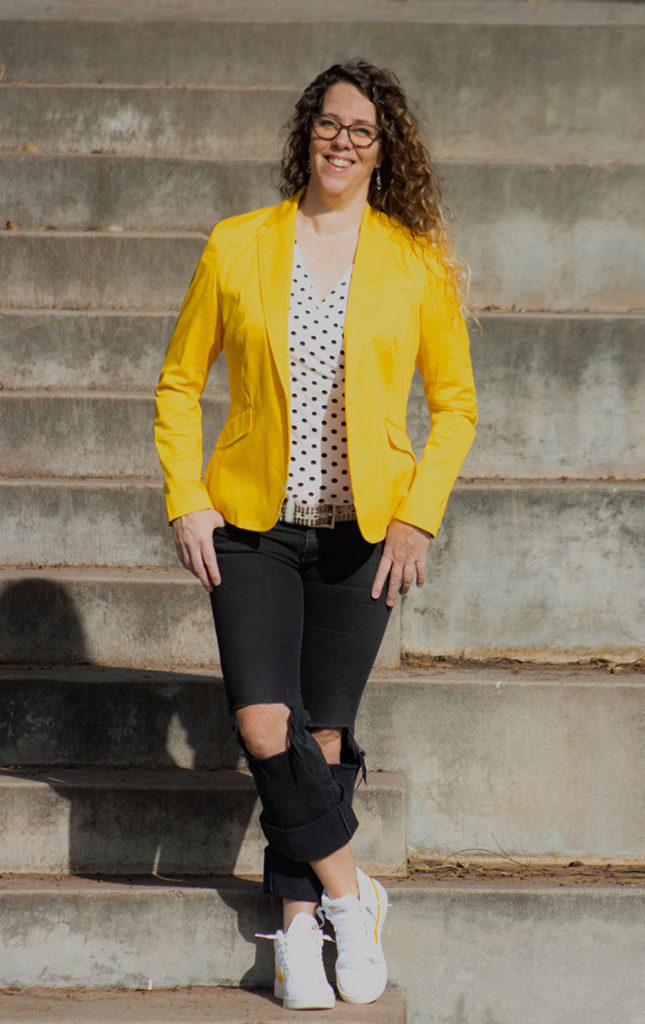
{"left": 279, "top": 498, "right": 357, "bottom": 529}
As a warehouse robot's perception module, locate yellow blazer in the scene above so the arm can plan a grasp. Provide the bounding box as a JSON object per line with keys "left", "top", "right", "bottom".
{"left": 155, "top": 193, "right": 477, "bottom": 543}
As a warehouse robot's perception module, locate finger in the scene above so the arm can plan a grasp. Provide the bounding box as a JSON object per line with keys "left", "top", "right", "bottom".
{"left": 386, "top": 564, "right": 403, "bottom": 607}
{"left": 174, "top": 537, "right": 191, "bottom": 572}
{"left": 191, "top": 551, "right": 214, "bottom": 592}
{"left": 202, "top": 544, "right": 221, "bottom": 589}
{"left": 371, "top": 553, "right": 393, "bottom": 599}
{"left": 416, "top": 559, "right": 426, "bottom": 587}
{"left": 399, "top": 564, "right": 416, "bottom": 596}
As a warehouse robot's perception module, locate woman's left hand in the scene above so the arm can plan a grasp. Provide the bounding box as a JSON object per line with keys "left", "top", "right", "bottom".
{"left": 371, "top": 519, "right": 432, "bottom": 608}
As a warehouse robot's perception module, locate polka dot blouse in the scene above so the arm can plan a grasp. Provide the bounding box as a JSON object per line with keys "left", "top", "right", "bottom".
{"left": 286, "top": 242, "right": 354, "bottom": 506}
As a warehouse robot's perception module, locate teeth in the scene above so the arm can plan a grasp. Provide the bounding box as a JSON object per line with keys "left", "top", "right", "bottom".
{"left": 328, "top": 157, "right": 352, "bottom": 168}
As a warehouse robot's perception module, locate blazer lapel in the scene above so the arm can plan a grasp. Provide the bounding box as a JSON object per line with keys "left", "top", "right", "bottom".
{"left": 344, "top": 205, "right": 401, "bottom": 375}
{"left": 258, "top": 194, "right": 300, "bottom": 400}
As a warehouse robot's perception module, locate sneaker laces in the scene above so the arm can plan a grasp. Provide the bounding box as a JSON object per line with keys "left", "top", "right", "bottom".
{"left": 255, "top": 916, "right": 333, "bottom": 971}
{"left": 326, "top": 900, "right": 379, "bottom": 968}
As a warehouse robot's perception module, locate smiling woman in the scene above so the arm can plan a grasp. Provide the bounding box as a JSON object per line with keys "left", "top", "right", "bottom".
{"left": 154, "top": 59, "right": 477, "bottom": 1012}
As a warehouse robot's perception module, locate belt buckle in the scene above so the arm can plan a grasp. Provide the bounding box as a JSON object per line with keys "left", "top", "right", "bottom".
{"left": 315, "top": 504, "right": 336, "bottom": 528}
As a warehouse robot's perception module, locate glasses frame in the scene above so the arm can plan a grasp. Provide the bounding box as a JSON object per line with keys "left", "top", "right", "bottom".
{"left": 310, "top": 113, "right": 382, "bottom": 149}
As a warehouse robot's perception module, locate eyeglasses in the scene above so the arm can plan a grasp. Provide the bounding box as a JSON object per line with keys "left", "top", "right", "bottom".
{"left": 311, "top": 113, "right": 381, "bottom": 148}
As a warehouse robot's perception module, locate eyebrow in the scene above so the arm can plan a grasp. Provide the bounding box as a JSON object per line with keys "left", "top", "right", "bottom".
{"left": 320, "top": 112, "right": 378, "bottom": 127}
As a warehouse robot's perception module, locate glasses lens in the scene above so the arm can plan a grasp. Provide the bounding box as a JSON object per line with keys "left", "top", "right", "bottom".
{"left": 313, "top": 115, "right": 341, "bottom": 140}
{"left": 349, "top": 124, "right": 379, "bottom": 147}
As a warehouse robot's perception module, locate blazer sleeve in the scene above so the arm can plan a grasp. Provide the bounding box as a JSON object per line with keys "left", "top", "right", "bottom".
{"left": 154, "top": 232, "right": 224, "bottom": 523}
{"left": 393, "top": 260, "right": 477, "bottom": 536}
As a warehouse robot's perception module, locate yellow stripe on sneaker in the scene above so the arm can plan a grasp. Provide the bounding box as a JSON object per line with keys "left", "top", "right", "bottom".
{"left": 369, "top": 875, "right": 381, "bottom": 943}
{"left": 276, "top": 968, "right": 284, "bottom": 983}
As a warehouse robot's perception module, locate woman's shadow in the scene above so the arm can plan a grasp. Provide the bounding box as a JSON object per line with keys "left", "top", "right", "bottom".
{"left": 0, "top": 576, "right": 275, "bottom": 987}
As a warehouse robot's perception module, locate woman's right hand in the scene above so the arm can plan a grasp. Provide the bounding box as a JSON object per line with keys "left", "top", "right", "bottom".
{"left": 171, "top": 508, "right": 226, "bottom": 592}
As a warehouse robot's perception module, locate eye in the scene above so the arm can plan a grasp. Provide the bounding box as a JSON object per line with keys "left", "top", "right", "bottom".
{"left": 352, "top": 126, "right": 375, "bottom": 141}
{"left": 318, "top": 116, "right": 339, "bottom": 129}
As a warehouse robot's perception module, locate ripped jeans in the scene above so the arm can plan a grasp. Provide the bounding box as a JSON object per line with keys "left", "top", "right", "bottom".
{"left": 209, "top": 519, "right": 391, "bottom": 903}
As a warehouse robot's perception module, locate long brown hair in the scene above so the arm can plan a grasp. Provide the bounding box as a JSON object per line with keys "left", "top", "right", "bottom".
{"left": 280, "top": 60, "right": 469, "bottom": 308}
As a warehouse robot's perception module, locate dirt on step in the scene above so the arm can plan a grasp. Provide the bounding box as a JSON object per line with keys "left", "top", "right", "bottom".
{"left": 409, "top": 857, "right": 645, "bottom": 887}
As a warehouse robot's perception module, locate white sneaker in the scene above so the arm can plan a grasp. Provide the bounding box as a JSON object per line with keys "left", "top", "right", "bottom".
{"left": 256, "top": 911, "right": 335, "bottom": 1011}
{"left": 321, "top": 867, "right": 389, "bottom": 1004}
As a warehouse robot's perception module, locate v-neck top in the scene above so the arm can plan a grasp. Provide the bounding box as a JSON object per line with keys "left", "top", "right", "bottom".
{"left": 285, "top": 242, "right": 354, "bottom": 506}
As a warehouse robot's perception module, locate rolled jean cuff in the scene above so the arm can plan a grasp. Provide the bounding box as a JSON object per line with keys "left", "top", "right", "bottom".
{"left": 259, "top": 799, "right": 358, "bottom": 864}
{"left": 263, "top": 847, "right": 323, "bottom": 902}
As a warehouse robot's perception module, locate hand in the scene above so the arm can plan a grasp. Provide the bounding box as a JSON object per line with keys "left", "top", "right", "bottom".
{"left": 371, "top": 519, "right": 432, "bottom": 608}
{"left": 171, "top": 508, "right": 226, "bottom": 592}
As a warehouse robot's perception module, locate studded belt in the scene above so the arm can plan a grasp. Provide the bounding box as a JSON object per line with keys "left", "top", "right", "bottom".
{"left": 279, "top": 498, "right": 357, "bottom": 529}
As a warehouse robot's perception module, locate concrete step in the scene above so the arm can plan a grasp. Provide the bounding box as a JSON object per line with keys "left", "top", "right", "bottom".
{"left": 400, "top": 480, "right": 644, "bottom": 664}
{"left": 1, "top": 14, "right": 643, "bottom": 162}
{"left": 0, "top": 393, "right": 226, "bottom": 479}
{"left": 2, "top": 482, "right": 643, "bottom": 662}
{"left": 0, "top": 767, "right": 406, "bottom": 877}
{"left": 0, "top": 874, "right": 643, "bottom": 1024}
{"left": 0, "top": 232, "right": 204, "bottom": 311}
{"left": 0, "top": 87, "right": 292, "bottom": 160}
{"left": 3, "top": 156, "right": 644, "bottom": 309}
{"left": 0, "top": 309, "right": 229, "bottom": 391}
{"left": 1, "top": 666, "right": 644, "bottom": 863}
{"left": 1, "top": 312, "right": 643, "bottom": 479}
{"left": 0, "top": 567, "right": 402, "bottom": 670}
{"left": 0, "top": 155, "right": 277, "bottom": 232}
{"left": 0, "top": 987, "right": 406, "bottom": 1024}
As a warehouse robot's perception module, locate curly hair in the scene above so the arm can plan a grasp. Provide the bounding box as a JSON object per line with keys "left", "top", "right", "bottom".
{"left": 280, "top": 60, "right": 470, "bottom": 309}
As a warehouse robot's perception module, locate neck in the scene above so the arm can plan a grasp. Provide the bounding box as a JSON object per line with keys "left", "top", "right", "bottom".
{"left": 298, "top": 184, "right": 368, "bottom": 237}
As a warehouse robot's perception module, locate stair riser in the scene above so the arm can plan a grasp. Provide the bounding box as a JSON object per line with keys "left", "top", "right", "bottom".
{"left": 0, "top": 310, "right": 219, "bottom": 391}
{"left": 0, "top": 771, "right": 406, "bottom": 877}
{"left": 1, "top": 21, "right": 643, "bottom": 161}
{"left": 0, "top": 881, "right": 643, "bottom": 1024}
{"left": 0, "top": 88, "right": 293, "bottom": 160}
{"left": 2, "top": 314, "right": 643, "bottom": 479}
{"left": 1, "top": 672, "right": 644, "bottom": 862}
{"left": 403, "top": 482, "right": 645, "bottom": 662}
{"left": 0, "top": 233, "right": 205, "bottom": 311}
{"left": 0, "top": 571, "right": 402, "bottom": 669}
{"left": 0, "top": 395, "right": 226, "bottom": 479}
{"left": 1, "top": 155, "right": 278, "bottom": 232}
{"left": 3, "top": 164, "right": 645, "bottom": 311}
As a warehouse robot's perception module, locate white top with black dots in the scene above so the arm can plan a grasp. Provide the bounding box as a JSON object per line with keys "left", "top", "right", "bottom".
{"left": 286, "top": 241, "right": 354, "bottom": 506}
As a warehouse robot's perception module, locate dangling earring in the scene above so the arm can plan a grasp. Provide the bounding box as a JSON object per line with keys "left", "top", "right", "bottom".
{"left": 306, "top": 160, "right": 312, "bottom": 175}
{"left": 375, "top": 167, "right": 382, "bottom": 191}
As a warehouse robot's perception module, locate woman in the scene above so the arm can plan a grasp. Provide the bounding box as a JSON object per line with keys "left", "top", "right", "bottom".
{"left": 155, "top": 61, "right": 476, "bottom": 1010}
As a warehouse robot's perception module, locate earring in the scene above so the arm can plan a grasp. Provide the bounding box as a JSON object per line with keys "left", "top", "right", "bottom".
{"left": 375, "top": 167, "right": 382, "bottom": 191}
{"left": 306, "top": 160, "right": 311, "bottom": 175}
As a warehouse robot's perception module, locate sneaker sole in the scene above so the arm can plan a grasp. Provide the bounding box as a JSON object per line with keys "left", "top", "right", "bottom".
{"left": 276, "top": 977, "right": 335, "bottom": 1010}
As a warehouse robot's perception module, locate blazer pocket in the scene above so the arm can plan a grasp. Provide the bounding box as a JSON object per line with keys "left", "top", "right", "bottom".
{"left": 215, "top": 405, "right": 253, "bottom": 449}
{"left": 385, "top": 417, "right": 415, "bottom": 461}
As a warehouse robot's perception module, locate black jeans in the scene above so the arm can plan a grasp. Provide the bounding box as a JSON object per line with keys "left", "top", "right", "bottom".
{"left": 209, "top": 519, "right": 391, "bottom": 902}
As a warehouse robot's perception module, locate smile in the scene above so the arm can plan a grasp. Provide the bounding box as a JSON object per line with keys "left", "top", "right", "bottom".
{"left": 325, "top": 155, "right": 353, "bottom": 169}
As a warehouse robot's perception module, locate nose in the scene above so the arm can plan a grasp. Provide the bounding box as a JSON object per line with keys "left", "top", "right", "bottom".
{"left": 331, "top": 126, "right": 352, "bottom": 148}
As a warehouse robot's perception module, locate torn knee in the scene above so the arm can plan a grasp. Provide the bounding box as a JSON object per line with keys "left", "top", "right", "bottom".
{"left": 310, "top": 725, "right": 343, "bottom": 764}
{"left": 234, "top": 702, "right": 291, "bottom": 760}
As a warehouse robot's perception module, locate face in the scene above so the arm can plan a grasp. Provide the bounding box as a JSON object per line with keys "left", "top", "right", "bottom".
{"left": 308, "top": 81, "right": 381, "bottom": 205}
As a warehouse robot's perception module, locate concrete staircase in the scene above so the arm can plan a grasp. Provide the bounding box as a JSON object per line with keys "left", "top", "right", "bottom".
{"left": 1, "top": 2, "right": 644, "bottom": 1022}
